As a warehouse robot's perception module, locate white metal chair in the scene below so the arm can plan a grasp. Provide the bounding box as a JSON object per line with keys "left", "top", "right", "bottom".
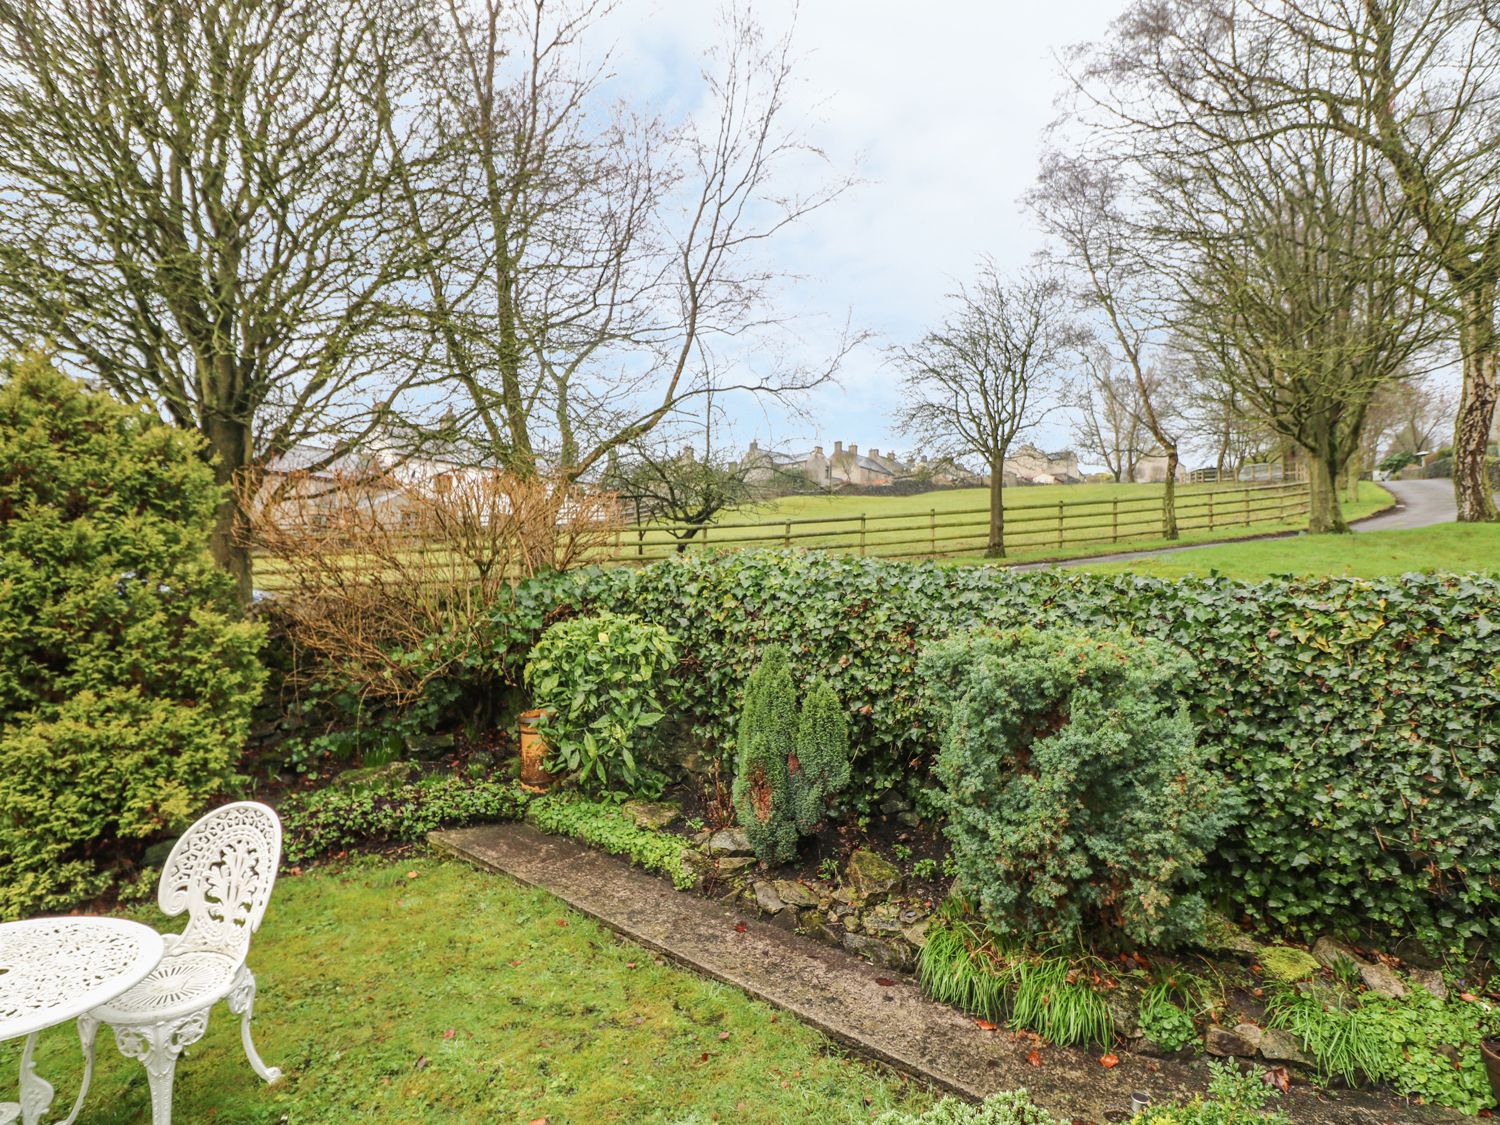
{"left": 65, "top": 801, "right": 283, "bottom": 1125}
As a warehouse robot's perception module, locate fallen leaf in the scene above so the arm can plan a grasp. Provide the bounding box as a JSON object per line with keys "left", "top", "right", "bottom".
{"left": 442, "top": 1029, "right": 455, "bottom": 1040}
{"left": 1462, "top": 991, "right": 1481, "bottom": 1002}
{"left": 626, "top": 962, "right": 638, "bottom": 969}
{"left": 734, "top": 922, "right": 748, "bottom": 933}
{"left": 875, "top": 978, "right": 895, "bottom": 987}
{"left": 528, "top": 1118, "right": 548, "bottom": 1125}
{"left": 555, "top": 918, "right": 568, "bottom": 927}
{"left": 974, "top": 1019, "right": 999, "bottom": 1031}
{"left": 718, "top": 1031, "right": 730, "bottom": 1040}
{"left": 1263, "top": 1066, "right": 1290, "bottom": 1092}
{"left": 1026, "top": 1048, "right": 1043, "bottom": 1068}
{"left": 1099, "top": 1053, "right": 1119, "bottom": 1069}
{"left": 406, "top": 871, "right": 420, "bottom": 879}
{"left": 415, "top": 1055, "right": 429, "bottom": 1070}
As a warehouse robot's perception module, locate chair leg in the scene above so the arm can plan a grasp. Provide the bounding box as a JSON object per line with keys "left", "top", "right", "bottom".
{"left": 54, "top": 1016, "right": 99, "bottom": 1125}
{"left": 111, "top": 1011, "right": 209, "bottom": 1125}
{"left": 228, "top": 965, "right": 282, "bottom": 1084}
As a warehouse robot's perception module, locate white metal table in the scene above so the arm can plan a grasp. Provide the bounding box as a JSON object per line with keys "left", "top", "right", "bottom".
{"left": 0, "top": 918, "right": 163, "bottom": 1125}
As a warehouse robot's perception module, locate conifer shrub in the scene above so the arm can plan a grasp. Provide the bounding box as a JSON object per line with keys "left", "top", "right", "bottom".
{"left": 921, "top": 627, "right": 1234, "bottom": 947}
{"left": 0, "top": 356, "right": 265, "bottom": 919}
{"left": 732, "top": 647, "right": 850, "bottom": 864}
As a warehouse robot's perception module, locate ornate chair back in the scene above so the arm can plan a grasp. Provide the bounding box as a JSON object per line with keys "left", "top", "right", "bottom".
{"left": 156, "top": 802, "right": 282, "bottom": 962}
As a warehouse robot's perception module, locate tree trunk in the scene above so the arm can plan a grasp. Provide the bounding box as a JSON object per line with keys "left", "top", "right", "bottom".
{"left": 1453, "top": 285, "right": 1499, "bottom": 522}
{"left": 986, "top": 458, "right": 1006, "bottom": 558}
{"left": 1161, "top": 444, "right": 1179, "bottom": 540}
{"left": 1306, "top": 450, "right": 1349, "bottom": 534}
{"left": 204, "top": 413, "right": 254, "bottom": 605}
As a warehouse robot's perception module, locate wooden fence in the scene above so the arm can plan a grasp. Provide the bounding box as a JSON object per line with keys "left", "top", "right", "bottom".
{"left": 604, "top": 480, "right": 1312, "bottom": 564}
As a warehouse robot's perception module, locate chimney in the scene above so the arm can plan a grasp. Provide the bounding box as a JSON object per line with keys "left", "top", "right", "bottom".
{"left": 681, "top": 445, "right": 694, "bottom": 462}
{"left": 813, "top": 445, "right": 824, "bottom": 457}
{"left": 849, "top": 443, "right": 858, "bottom": 458}
{"left": 870, "top": 448, "right": 879, "bottom": 459}
{"left": 748, "top": 439, "right": 758, "bottom": 452}
{"left": 833, "top": 441, "right": 843, "bottom": 456}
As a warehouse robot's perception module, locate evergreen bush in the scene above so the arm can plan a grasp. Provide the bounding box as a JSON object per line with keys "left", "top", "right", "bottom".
{"left": 0, "top": 356, "right": 265, "bottom": 919}
{"left": 921, "top": 627, "right": 1235, "bottom": 947}
{"left": 732, "top": 648, "right": 850, "bottom": 864}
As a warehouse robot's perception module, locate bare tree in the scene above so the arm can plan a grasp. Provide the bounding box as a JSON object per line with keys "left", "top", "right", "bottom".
{"left": 1363, "top": 376, "right": 1459, "bottom": 466}
{"left": 0, "top": 0, "right": 436, "bottom": 601}
{"left": 1080, "top": 0, "right": 1500, "bottom": 521}
{"left": 1031, "top": 153, "right": 1185, "bottom": 536}
{"left": 892, "top": 263, "right": 1073, "bottom": 557}
{"left": 1071, "top": 344, "right": 1147, "bottom": 483}
{"left": 1164, "top": 122, "right": 1434, "bottom": 532}
{"left": 392, "top": 0, "right": 847, "bottom": 483}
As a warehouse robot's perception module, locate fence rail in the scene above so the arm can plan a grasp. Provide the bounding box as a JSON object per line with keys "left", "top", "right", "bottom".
{"left": 603, "top": 480, "right": 1312, "bottom": 564}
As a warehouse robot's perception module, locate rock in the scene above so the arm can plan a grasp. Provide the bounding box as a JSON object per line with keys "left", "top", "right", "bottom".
{"left": 1232, "top": 1024, "right": 1265, "bottom": 1053}
{"left": 622, "top": 800, "right": 681, "bottom": 831}
{"left": 843, "top": 931, "right": 910, "bottom": 971}
{"left": 864, "top": 916, "right": 904, "bottom": 938}
{"left": 845, "top": 849, "right": 901, "bottom": 902}
{"left": 801, "top": 915, "right": 844, "bottom": 947}
{"left": 1311, "top": 935, "right": 1365, "bottom": 972}
{"left": 1409, "top": 968, "right": 1448, "bottom": 1001}
{"left": 332, "top": 761, "right": 418, "bottom": 791}
{"left": 841, "top": 913, "right": 861, "bottom": 932}
{"left": 768, "top": 907, "right": 800, "bottom": 932}
{"left": 403, "top": 731, "right": 455, "bottom": 759}
{"left": 896, "top": 811, "right": 922, "bottom": 829}
{"left": 681, "top": 850, "right": 716, "bottom": 878}
{"left": 752, "top": 881, "right": 786, "bottom": 914}
{"left": 901, "top": 918, "right": 931, "bottom": 948}
{"left": 707, "top": 828, "right": 753, "bottom": 857}
{"left": 716, "top": 856, "right": 755, "bottom": 875}
{"left": 1106, "top": 980, "right": 1145, "bottom": 1039}
{"left": 1258, "top": 1028, "right": 1312, "bottom": 1068}
{"left": 1359, "top": 961, "right": 1408, "bottom": 1000}
{"left": 1258, "top": 944, "right": 1321, "bottom": 983}
{"left": 878, "top": 791, "right": 911, "bottom": 815}
{"left": 467, "top": 750, "right": 496, "bottom": 771}
{"left": 142, "top": 837, "right": 179, "bottom": 869}
{"left": 1204, "top": 1025, "right": 1258, "bottom": 1058}
{"left": 1196, "top": 911, "right": 1261, "bottom": 959}
{"left": 772, "top": 880, "right": 819, "bottom": 909}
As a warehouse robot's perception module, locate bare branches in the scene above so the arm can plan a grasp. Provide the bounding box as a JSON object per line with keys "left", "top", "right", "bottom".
{"left": 892, "top": 262, "right": 1074, "bottom": 556}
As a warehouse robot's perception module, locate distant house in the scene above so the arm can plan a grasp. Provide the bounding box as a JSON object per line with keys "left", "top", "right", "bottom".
{"left": 1131, "top": 447, "right": 1188, "bottom": 484}
{"left": 742, "top": 439, "right": 910, "bottom": 490}
{"left": 1002, "top": 445, "right": 1081, "bottom": 484}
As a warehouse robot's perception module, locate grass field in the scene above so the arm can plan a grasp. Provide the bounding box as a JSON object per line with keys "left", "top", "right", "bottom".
{"left": 1076, "top": 521, "right": 1500, "bottom": 581}
{"left": 607, "top": 479, "right": 1394, "bottom": 565}
{"left": 2, "top": 856, "right": 931, "bottom": 1124}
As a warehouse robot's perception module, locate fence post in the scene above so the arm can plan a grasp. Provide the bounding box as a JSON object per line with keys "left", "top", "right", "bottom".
{"left": 1244, "top": 487, "right": 1252, "bottom": 526}
{"left": 860, "top": 513, "right": 867, "bottom": 556}
{"left": 613, "top": 526, "right": 621, "bottom": 561}
{"left": 783, "top": 520, "right": 791, "bottom": 549}
{"left": 1056, "top": 499, "right": 1065, "bottom": 548}
{"left": 1278, "top": 488, "right": 1286, "bottom": 523}
{"left": 929, "top": 509, "right": 936, "bottom": 556}
{"left": 1112, "top": 496, "right": 1119, "bottom": 542}
{"left": 1208, "top": 492, "right": 1216, "bottom": 530}
{"left": 636, "top": 526, "right": 644, "bottom": 559}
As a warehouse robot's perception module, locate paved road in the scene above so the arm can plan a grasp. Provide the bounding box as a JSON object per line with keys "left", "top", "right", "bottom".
{"left": 1027, "top": 477, "right": 1477, "bottom": 571}
{"left": 1350, "top": 477, "right": 1459, "bottom": 531}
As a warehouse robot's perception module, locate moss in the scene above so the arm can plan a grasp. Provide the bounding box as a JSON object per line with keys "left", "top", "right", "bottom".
{"left": 1258, "top": 944, "right": 1320, "bottom": 982}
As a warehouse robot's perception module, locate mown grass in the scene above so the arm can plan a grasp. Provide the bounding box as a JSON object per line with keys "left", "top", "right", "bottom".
{"left": 1076, "top": 521, "right": 1500, "bottom": 581}
{"left": 2, "top": 855, "right": 932, "bottom": 1124}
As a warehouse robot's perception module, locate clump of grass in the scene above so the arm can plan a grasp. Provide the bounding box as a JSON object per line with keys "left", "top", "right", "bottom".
{"left": 917, "top": 903, "right": 1113, "bottom": 1048}
{"left": 1136, "top": 965, "right": 1220, "bottom": 1052}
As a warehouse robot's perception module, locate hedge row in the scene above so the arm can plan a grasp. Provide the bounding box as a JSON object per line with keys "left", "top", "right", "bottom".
{"left": 519, "top": 550, "right": 1500, "bottom": 946}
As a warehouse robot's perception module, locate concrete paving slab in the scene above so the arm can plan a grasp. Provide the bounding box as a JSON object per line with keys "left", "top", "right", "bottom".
{"left": 431, "top": 823, "right": 1453, "bottom": 1124}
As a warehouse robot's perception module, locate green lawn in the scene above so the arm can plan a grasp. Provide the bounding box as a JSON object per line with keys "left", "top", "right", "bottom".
{"left": 3, "top": 856, "right": 930, "bottom": 1124}
{"left": 1076, "top": 521, "right": 1500, "bottom": 581}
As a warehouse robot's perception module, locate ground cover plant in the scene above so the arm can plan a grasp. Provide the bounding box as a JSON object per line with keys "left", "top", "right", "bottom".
{"left": 0, "top": 357, "right": 265, "bottom": 920}
{"left": 1079, "top": 520, "right": 1500, "bottom": 580}
{"left": 922, "top": 627, "right": 1233, "bottom": 947}
{"left": 0, "top": 856, "right": 935, "bottom": 1124}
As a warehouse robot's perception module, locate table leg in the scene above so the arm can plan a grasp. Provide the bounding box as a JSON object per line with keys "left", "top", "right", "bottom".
{"left": 0, "top": 1033, "right": 55, "bottom": 1125}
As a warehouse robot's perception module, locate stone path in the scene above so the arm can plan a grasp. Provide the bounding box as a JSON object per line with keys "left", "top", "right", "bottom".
{"left": 430, "top": 824, "right": 1451, "bottom": 1124}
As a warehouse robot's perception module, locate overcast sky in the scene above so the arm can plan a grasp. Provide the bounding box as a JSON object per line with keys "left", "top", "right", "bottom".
{"left": 607, "top": 0, "right": 1128, "bottom": 462}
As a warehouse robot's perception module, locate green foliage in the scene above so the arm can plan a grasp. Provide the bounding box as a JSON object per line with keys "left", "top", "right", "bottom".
{"left": 731, "top": 649, "right": 851, "bottom": 864}
{"left": 792, "top": 677, "right": 852, "bottom": 834}
{"left": 1138, "top": 970, "right": 1217, "bottom": 1053}
{"left": 872, "top": 1090, "right": 1059, "bottom": 1125}
{"left": 1130, "top": 1062, "right": 1288, "bottom": 1124}
{"left": 921, "top": 628, "right": 1234, "bottom": 947}
{"left": 0, "top": 356, "right": 266, "bottom": 919}
{"left": 279, "top": 774, "right": 529, "bottom": 864}
{"left": 1377, "top": 450, "right": 1420, "bottom": 473}
{"left": 1266, "top": 982, "right": 1497, "bottom": 1113}
{"left": 524, "top": 611, "right": 677, "bottom": 794}
{"left": 568, "top": 550, "right": 1500, "bottom": 945}
{"left": 917, "top": 905, "right": 1114, "bottom": 1049}
{"left": 527, "top": 792, "right": 695, "bottom": 889}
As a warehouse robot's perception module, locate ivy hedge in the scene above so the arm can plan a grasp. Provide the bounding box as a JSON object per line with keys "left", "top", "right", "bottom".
{"left": 515, "top": 550, "right": 1500, "bottom": 946}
